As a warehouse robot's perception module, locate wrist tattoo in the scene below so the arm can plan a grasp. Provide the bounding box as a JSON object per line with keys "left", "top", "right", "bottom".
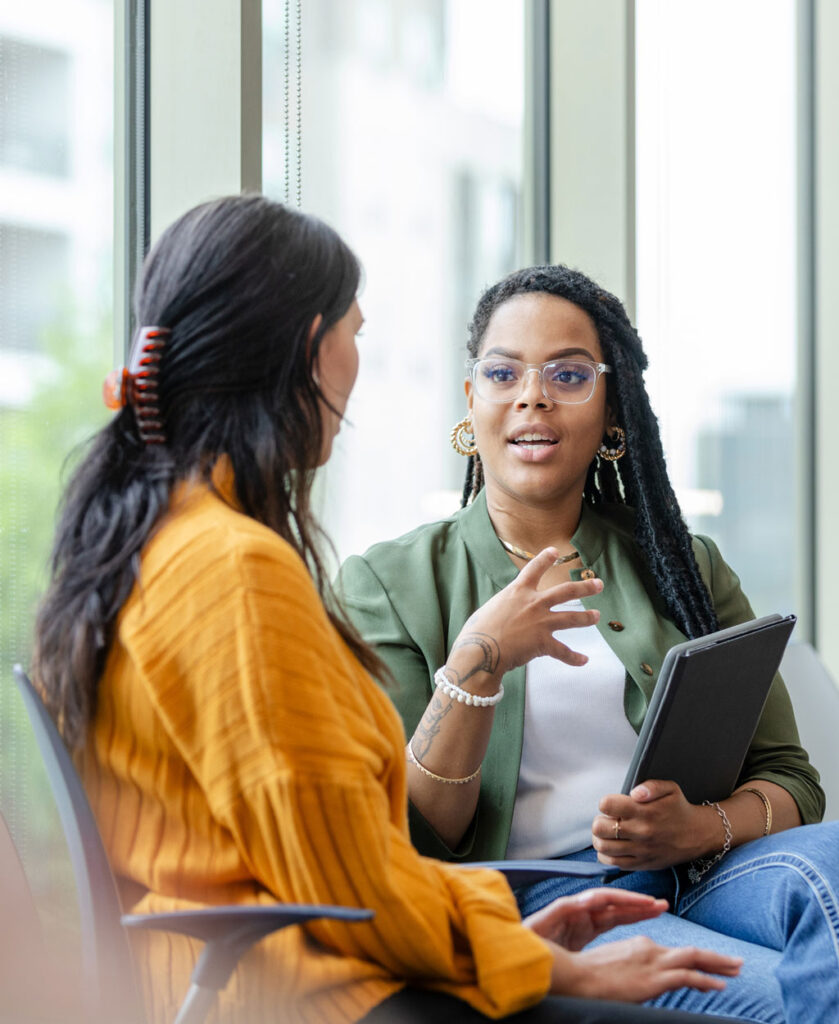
{"left": 451, "top": 632, "right": 500, "bottom": 681}
{"left": 413, "top": 690, "right": 452, "bottom": 760}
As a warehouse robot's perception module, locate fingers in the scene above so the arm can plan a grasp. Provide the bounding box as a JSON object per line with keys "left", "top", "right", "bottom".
{"left": 548, "top": 608, "right": 601, "bottom": 630}
{"left": 515, "top": 546, "right": 566, "bottom": 584}
{"left": 650, "top": 951, "right": 742, "bottom": 993}
{"left": 598, "top": 794, "right": 640, "bottom": 819}
{"left": 629, "top": 779, "right": 680, "bottom": 803}
{"left": 516, "top": 548, "right": 605, "bottom": 600}
{"left": 661, "top": 946, "right": 743, "bottom": 977}
{"left": 546, "top": 637, "right": 589, "bottom": 668}
{"left": 583, "top": 892, "right": 668, "bottom": 929}
{"left": 591, "top": 815, "right": 642, "bottom": 864}
{"left": 545, "top": 577, "right": 604, "bottom": 602}
{"left": 656, "top": 970, "right": 728, "bottom": 994}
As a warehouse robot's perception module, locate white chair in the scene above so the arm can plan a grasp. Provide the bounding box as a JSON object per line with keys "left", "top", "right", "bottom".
{"left": 779, "top": 643, "right": 839, "bottom": 821}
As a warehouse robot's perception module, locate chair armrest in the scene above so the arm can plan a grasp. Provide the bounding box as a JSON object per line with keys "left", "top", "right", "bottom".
{"left": 468, "top": 859, "right": 622, "bottom": 888}
{"left": 122, "top": 904, "right": 374, "bottom": 990}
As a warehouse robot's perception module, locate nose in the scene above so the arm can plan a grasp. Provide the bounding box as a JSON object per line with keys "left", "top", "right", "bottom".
{"left": 515, "top": 367, "right": 552, "bottom": 408}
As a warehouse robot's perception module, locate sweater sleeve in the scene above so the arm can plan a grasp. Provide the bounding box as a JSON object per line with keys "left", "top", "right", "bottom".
{"left": 693, "top": 534, "right": 825, "bottom": 824}
{"left": 135, "top": 531, "right": 552, "bottom": 1018}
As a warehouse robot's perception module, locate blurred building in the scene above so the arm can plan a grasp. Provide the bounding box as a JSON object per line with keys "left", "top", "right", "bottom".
{"left": 0, "top": 2, "right": 112, "bottom": 406}
{"left": 692, "top": 393, "right": 796, "bottom": 618}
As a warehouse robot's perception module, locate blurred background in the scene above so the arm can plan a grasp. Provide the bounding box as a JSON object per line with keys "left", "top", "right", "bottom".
{"left": 2, "top": 0, "right": 837, "bottom": 956}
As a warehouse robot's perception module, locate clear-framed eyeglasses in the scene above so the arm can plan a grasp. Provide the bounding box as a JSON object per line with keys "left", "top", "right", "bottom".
{"left": 466, "top": 356, "right": 612, "bottom": 405}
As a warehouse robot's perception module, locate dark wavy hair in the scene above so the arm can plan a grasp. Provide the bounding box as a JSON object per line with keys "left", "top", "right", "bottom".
{"left": 34, "top": 193, "right": 384, "bottom": 748}
{"left": 461, "top": 264, "right": 719, "bottom": 641}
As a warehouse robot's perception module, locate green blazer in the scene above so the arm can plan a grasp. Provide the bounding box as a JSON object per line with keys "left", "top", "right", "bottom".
{"left": 336, "top": 491, "right": 824, "bottom": 862}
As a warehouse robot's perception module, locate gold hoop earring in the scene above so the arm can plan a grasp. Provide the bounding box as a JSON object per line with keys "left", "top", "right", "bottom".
{"left": 598, "top": 425, "right": 626, "bottom": 462}
{"left": 450, "top": 416, "right": 478, "bottom": 456}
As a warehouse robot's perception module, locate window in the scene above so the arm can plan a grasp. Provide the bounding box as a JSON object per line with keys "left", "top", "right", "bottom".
{"left": 635, "top": 0, "right": 800, "bottom": 620}
{"left": 263, "top": 0, "right": 526, "bottom": 560}
{"left": 0, "top": 1, "right": 115, "bottom": 907}
{"left": 0, "top": 36, "right": 71, "bottom": 178}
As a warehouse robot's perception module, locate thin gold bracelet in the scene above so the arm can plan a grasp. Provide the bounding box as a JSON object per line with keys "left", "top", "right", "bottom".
{"left": 406, "top": 739, "right": 481, "bottom": 785}
{"left": 743, "top": 786, "right": 773, "bottom": 836}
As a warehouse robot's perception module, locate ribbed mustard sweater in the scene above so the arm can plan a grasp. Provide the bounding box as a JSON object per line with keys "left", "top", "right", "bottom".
{"left": 79, "top": 474, "right": 551, "bottom": 1023}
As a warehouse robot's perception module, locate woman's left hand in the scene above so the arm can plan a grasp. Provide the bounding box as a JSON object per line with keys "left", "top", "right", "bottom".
{"left": 592, "top": 780, "right": 718, "bottom": 871}
{"left": 523, "top": 888, "right": 669, "bottom": 951}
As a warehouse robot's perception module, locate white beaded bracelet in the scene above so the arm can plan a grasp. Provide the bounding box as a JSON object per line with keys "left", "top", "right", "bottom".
{"left": 433, "top": 666, "right": 504, "bottom": 707}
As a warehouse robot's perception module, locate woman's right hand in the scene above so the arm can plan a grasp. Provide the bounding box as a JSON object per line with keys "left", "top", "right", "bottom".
{"left": 447, "top": 547, "right": 604, "bottom": 686}
{"left": 548, "top": 936, "right": 742, "bottom": 1002}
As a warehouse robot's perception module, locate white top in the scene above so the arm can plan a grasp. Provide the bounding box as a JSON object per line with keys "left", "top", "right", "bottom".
{"left": 506, "top": 599, "right": 639, "bottom": 859}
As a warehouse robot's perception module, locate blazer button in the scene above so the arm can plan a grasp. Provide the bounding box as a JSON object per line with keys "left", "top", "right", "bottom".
{"left": 640, "top": 662, "right": 654, "bottom": 676}
{"left": 581, "top": 568, "right": 597, "bottom": 580}
{"left": 608, "top": 621, "right": 624, "bottom": 632}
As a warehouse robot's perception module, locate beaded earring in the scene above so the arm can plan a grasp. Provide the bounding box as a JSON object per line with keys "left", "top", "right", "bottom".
{"left": 598, "top": 425, "right": 627, "bottom": 462}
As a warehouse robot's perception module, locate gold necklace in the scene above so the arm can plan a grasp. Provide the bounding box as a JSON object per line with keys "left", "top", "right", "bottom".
{"left": 499, "top": 538, "right": 580, "bottom": 566}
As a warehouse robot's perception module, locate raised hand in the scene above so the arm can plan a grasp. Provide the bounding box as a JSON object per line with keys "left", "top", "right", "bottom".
{"left": 447, "top": 547, "right": 603, "bottom": 689}
{"left": 523, "top": 888, "right": 668, "bottom": 952}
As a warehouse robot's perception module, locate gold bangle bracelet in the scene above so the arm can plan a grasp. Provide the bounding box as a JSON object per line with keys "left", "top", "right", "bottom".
{"left": 406, "top": 739, "right": 481, "bottom": 785}
{"left": 743, "top": 786, "right": 773, "bottom": 836}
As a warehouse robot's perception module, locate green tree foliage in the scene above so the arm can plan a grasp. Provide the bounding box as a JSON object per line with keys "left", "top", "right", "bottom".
{"left": 0, "top": 318, "right": 111, "bottom": 910}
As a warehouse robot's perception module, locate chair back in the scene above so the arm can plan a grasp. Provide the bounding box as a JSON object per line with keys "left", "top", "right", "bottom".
{"left": 11, "top": 665, "right": 144, "bottom": 1022}
{"left": 780, "top": 642, "right": 839, "bottom": 820}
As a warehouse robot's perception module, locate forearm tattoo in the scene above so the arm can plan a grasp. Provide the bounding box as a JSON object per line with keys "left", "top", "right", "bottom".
{"left": 449, "top": 632, "right": 500, "bottom": 682}
{"left": 413, "top": 690, "right": 452, "bottom": 760}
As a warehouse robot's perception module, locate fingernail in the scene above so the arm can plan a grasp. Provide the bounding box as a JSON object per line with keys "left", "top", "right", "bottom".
{"left": 631, "top": 785, "right": 650, "bottom": 800}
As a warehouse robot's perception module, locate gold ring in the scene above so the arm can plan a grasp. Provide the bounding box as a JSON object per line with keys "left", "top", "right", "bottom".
{"left": 614, "top": 818, "right": 622, "bottom": 840}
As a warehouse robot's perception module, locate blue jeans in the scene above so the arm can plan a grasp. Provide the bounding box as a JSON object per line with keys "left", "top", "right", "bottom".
{"left": 515, "top": 823, "right": 839, "bottom": 1024}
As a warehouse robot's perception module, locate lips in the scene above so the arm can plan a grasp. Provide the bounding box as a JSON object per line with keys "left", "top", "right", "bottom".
{"left": 508, "top": 426, "right": 559, "bottom": 447}
{"left": 506, "top": 425, "right": 560, "bottom": 463}
{"left": 510, "top": 432, "right": 557, "bottom": 447}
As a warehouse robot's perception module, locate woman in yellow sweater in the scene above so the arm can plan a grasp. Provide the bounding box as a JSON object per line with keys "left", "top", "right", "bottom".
{"left": 32, "top": 195, "right": 740, "bottom": 1023}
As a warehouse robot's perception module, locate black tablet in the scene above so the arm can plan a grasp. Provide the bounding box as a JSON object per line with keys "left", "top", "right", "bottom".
{"left": 621, "top": 613, "right": 797, "bottom": 804}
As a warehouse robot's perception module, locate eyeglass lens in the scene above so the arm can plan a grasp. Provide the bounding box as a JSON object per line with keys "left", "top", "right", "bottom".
{"left": 472, "top": 358, "right": 599, "bottom": 404}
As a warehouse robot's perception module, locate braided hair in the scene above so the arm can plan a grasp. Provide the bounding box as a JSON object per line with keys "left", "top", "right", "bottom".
{"left": 463, "top": 265, "right": 719, "bottom": 640}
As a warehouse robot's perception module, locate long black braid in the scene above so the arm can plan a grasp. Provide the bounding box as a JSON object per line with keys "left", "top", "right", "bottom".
{"left": 462, "top": 265, "right": 719, "bottom": 640}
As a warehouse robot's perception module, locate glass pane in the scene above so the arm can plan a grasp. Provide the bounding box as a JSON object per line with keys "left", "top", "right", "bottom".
{"left": 0, "top": 1, "right": 115, "bottom": 930}
{"left": 263, "top": 0, "right": 526, "bottom": 560}
{"left": 635, "top": 0, "right": 799, "bottom": 620}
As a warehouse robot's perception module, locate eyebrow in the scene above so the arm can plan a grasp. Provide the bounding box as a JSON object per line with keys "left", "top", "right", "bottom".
{"left": 482, "top": 345, "right": 598, "bottom": 362}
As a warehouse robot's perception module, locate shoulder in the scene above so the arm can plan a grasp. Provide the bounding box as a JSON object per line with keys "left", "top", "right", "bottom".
{"left": 689, "top": 532, "right": 725, "bottom": 579}
{"left": 137, "top": 484, "right": 317, "bottom": 615}
{"left": 339, "top": 506, "right": 468, "bottom": 591}
{"left": 584, "top": 500, "right": 727, "bottom": 575}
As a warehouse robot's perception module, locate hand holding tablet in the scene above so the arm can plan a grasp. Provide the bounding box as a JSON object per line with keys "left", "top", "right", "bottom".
{"left": 621, "top": 614, "right": 797, "bottom": 805}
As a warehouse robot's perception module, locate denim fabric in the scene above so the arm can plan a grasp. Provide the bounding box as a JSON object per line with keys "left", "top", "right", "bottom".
{"left": 515, "top": 823, "right": 839, "bottom": 1024}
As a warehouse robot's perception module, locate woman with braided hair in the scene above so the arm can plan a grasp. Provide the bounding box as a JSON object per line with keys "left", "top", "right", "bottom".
{"left": 337, "top": 264, "right": 839, "bottom": 1023}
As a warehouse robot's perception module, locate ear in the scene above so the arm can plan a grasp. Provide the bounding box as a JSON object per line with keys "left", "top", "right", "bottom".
{"left": 307, "top": 313, "right": 324, "bottom": 355}
{"left": 464, "top": 376, "right": 474, "bottom": 414}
